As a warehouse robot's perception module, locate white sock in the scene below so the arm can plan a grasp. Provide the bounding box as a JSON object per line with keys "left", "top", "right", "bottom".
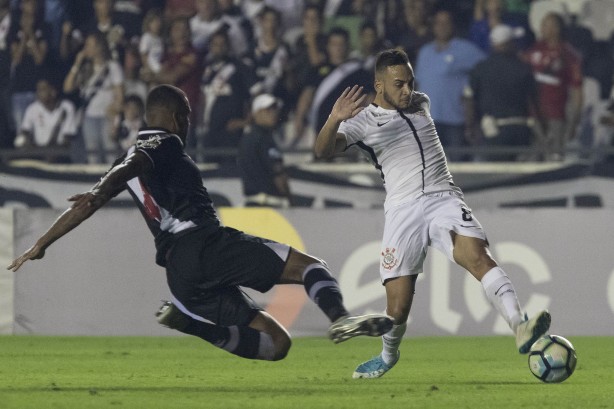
{"left": 481, "top": 267, "right": 523, "bottom": 331}
{"left": 381, "top": 322, "right": 407, "bottom": 365}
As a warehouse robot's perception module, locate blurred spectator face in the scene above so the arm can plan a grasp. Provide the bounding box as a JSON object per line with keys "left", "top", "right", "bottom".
{"left": 302, "top": 7, "right": 322, "bottom": 36}
{"left": 123, "top": 46, "right": 141, "bottom": 75}
{"left": 433, "top": 11, "right": 454, "bottom": 43}
{"left": 94, "top": 0, "right": 113, "bottom": 19}
{"left": 20, "top": 0, "right": 37, "bottom": 15}
{"left": 169, "top": 18, "right": 190, "bottom": 47}
{"left": 195, "top": 0, "right": 218, "bottom": 20}
{"left": 83, "top": 34, "right": 99, "bottom": 58}
{"left": 124, "top": 99, "right": 143, "bottom": 121}
{"left": 208, "top": 32, "right": 229, "bottom": 60}
{"left": 254, "top": 105, "right": 280, "bottom": 128}
{"left": 259, "top": 9, "right": 280, "bottom": 35}
{"left": 148, "top": 15, "right": 162, "bottom": 35}
{"left": 403, "top": 0, "right": 428, "bottom": 27}
{"left": 485, "top": 0, "right": 504, "bottom": 16}
{"left": 327, "top": 33, "right": 349, "bottom": 65}
{"left": 36, "top": 80, "right": 57, "bottom": 107}
{"left": 360, "top": 26, "right": 377, "bottom": 52}
{"left": 218, "top": 0, "right": 233, "bottom": 12}
{"left": 540, "top": 13, "right": 563, "bottom": 42}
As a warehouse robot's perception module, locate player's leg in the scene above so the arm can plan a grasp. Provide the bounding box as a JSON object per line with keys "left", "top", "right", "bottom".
{"left": 452, "top": 234, "right": 551, "bottom": 353}
{"left": 352, "top": 274, "right": 417, "bottom": 379}
{"left": 429, "top": 192, "right": 550, "bottom": 353}
{"left": 355, "top": 203, "right": 426, "bottom": 379}
{"left": 156, "top": 288, "right": 290, "bottom": 361}
{"left": 279, "top": 248, "right": 393, "bottom": 343}
{"left": 453, "top": 233, "right": 525, "bottom": 329}
{"left": 382, "top": 275, "right": 417, "bottom": 360}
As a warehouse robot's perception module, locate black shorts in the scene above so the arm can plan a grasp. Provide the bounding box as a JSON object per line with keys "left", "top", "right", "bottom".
{"left": 165, "top": 226, "right": 288, "bottom": 326}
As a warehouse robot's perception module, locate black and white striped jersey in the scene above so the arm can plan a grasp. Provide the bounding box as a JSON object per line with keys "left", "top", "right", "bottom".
{"left": 122, "top": 127, "right": 220, "bottom": 266}
{"left": 338, "top": 92, "right": 459, "bottom": 210}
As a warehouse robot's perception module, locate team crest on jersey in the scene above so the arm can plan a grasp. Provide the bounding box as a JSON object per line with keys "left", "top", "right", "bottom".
{"left": 381, "top": 247, "right": 398, "bottom": 270}
{"left": 136, "top": 135, "right": 164, "bottom": 149}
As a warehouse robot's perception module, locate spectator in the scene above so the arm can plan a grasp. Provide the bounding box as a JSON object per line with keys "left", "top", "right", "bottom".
{"left": 112, "top": 93, "right": 145, "bottom": 150}
{"left": 58, "top": 19, "right": 84, "bottom": 72}
{"left": 122, "top": 44, "right": 147, "bottom": 102}
{"left": 285, "top": 4, "right": 327, "bottom": 114}
{"left": 112, "top": 0, "right": 146, "bottom": 42}
{"left": 0, "top": 0, "right": 15, "bottom": 148}
{"left": 248, "top": 6, "right": 290, "bottom": 99}
{"left": 163, "top": 0, "right": 196, "bottom": 20}
{"left": 82, "top": 0, "right": 128, "bottom": 62}
{"left": 218, "top": 0, "right": 254, "bottom": 48}
{"left": 599, "top": 98, "right": 614, "bottom": 162}
{"left": 9, "top": 0, "right": 49, "bottom": 134}
{"left": 190, "top": 0, "right": 249, "bottom": 57}
{"left": 415, "top": 9, "right": 485, "bottom": 161}
{"left": 14, "top": 77, "right": 77, "bottom": 162}
{"left": 237, "top": 94, "right": 292, "bottom": 208}
{"left": 350, "top": 20, "right": 392, "bottom": 71}
{"left": 64, "top": 31, "right": 124, "bottom": 164}
{"left": 393, "top": 0, "right": 434, "bottom": 66}
{"left": 142, "top": 16, "right": 201, "bottom": 145}
{"left": 200, "top": 29, "right": 254, "bottom": 163}
{"left": 465, "top": 24, "right": 541, "bottom": 161}
{"left": 524, "top": 12, "right": 583, "bottom": 161}
{"left": 42, "top": 0, "right": 68, "bottom": 54}
{"left": 470, "top": 0, "right": 531, "bottom": 53}
{"left": 292, "top": 27, "right": 372, "bottom": 150}
{"left": 139, "top": 8, "right": 163, "bottom": 77}
{"left": 242, "top": 0, "right": 304, "bottom": 33}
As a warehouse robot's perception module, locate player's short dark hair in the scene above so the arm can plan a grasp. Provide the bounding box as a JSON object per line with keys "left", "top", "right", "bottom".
{"left": 146, "top": 85, "right": 189, "bottom": 116}
{"left": 375, "top": 49, "right": 410, "bottom": 74}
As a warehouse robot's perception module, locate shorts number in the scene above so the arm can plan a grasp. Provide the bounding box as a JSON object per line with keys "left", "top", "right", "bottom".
{"left": 461, "top": 207, "right": 473, "bottom": 222}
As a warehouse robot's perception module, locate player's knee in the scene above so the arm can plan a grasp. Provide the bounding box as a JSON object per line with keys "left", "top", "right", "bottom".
{"left": 386, "top": 303, "right": 410, "bottom": 323}
{"left": 272, "top": 334, "right": 292, "bottom": 361}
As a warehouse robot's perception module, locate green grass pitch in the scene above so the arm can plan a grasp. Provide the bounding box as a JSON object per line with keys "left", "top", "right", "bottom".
{"left": 1, "top": 335, "right": 612, "bottom": 409}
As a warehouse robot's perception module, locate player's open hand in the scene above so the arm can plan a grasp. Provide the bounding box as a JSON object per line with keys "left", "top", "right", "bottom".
{"left": 7, "top": 244, "right": 45, "bottom": 272}
{"left": 331, "top": 85, "right": 367, "bottom": 122}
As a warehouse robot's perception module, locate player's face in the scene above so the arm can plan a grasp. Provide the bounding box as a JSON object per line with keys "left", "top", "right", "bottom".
{"left": 378, "top": 64, "right": 414, "bottom": 110}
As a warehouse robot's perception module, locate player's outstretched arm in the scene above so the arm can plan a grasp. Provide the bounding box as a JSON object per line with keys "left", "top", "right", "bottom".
{"left": 314, "top": 85, "right": 366, "bottom": 159}
{"left": 7, "top": 152, "right": 152, "bottom": 272}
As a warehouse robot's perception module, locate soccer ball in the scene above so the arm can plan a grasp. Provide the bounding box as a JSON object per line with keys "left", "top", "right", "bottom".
{"left": 528, "top": 335, "right": 577, "bottom": 383}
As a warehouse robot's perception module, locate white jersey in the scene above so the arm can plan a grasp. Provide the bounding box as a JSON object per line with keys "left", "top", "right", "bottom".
{"left": 20, "top": 100, "right": 77, "bottom": 146}
{"left": 338, "top": 92, "right": 460, "bottom": 210}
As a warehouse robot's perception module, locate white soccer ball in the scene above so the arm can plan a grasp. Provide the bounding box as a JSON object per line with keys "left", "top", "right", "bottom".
{"left": 528, "top": 334, "right": 577, "bottom": 383}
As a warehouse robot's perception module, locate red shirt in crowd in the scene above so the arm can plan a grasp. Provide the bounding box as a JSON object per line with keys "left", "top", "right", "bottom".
{"left": 523, "top": 41, "right": 582, "bottom": 120}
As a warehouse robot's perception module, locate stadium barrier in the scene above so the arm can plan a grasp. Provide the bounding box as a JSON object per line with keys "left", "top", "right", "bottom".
{"left": 3, "top": 206, "right": 614, "bottom": 337}
{"left": 2, "top": 160, "right": 614, "bottom": 336}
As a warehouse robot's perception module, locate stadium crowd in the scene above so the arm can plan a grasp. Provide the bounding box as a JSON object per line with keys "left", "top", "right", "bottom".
{"left": 0, "top": 0, "right": 613, "bottom": 164}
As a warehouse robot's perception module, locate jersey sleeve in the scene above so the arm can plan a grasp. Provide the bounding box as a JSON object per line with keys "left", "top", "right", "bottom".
{"left": 338, "top": 113, "right": 367, "bottom": 146}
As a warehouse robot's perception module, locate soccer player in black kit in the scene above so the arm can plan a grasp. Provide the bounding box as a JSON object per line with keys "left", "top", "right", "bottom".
{"left": 8, "top": 84, "right": 393, "bottom": 361}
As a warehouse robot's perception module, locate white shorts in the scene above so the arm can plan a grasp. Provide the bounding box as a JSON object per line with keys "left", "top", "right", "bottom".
{"left": 379, "top": 190, "right": 487, "bottom": 283}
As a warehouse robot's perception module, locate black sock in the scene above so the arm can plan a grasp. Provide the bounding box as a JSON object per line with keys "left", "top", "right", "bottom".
{"left": 303, "top": 264, "right": 348, "bottom": 322}
{"left": 182, "top": 320, "right": 274, "bottom": 360}
{"left": 182, "top": 319, "right": 230, "bottom": 346}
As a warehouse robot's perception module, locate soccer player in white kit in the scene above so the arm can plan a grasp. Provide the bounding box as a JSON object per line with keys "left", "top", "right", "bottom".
{"left": 315, "top": 49, "right": 552, "bottom": 379}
